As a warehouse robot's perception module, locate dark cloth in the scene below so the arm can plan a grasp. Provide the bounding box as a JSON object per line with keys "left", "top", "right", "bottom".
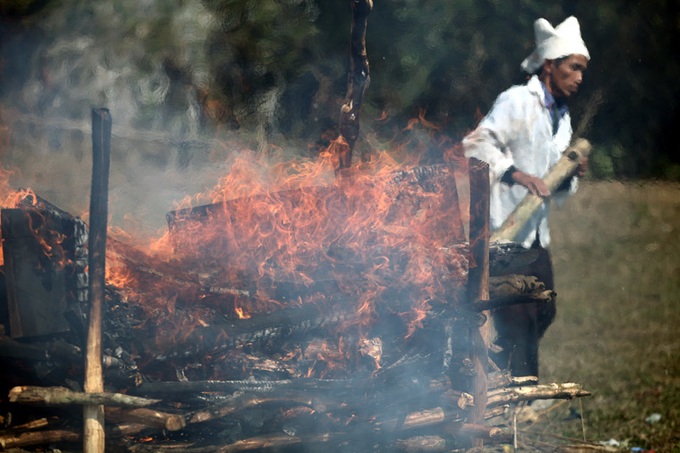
{"left": 489, "top": 242, "right": 556, "bottom": 379}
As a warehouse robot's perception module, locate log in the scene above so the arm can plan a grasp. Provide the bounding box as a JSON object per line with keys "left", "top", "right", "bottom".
{"left": 189, "top": 395, "right": 314, "bottom": 425}
{"left": 335, "top": 0, "right": 372, "bottom": 171}
{"left": 473, "top": 275, "right": 554, "bottom": 311}
{"left": 84, "top": 107, "right": 112, "bottom": 453}
{"left": 0, "top": 336, "right": 47, "bottom": 360}
{"left": 458, "top": 423, "right": 512, "bottom": 442}
{"left": 486, "top": 382, "right": 591, "bottom": 408}
{"left": 9, "top": 386, "right": 160, "bottom": 408}
{"left": 486, "top": 371, "right": 538, "bottom": 391}
{"left": 0, "top": 429, "right": 80, "bottom": 449}
{"left": 491, "top": 138, "right": 593, "bottom": 243}
{"left": 106, "top": 407, "right": 186, "bottom": 432}
{"left": 397, "top": 435, "right": 449, "bottom": 452}
{"left": 473, "top": 290, "right": 555, "bottom": 312}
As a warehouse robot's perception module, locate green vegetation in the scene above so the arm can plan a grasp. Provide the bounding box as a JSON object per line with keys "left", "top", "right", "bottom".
{"left": 1, "top": 1, "right": 678, "bottom": 178}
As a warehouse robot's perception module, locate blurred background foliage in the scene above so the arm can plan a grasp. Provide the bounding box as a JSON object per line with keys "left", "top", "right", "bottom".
{"left": 0, "top": 0, "right": 678, "bottom": 179}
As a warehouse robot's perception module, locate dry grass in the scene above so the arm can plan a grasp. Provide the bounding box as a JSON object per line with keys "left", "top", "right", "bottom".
{"left": 534, "top": 181, "right": 680, "bottom": 452}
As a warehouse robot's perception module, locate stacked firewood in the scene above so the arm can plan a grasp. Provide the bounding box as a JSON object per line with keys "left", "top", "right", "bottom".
{"left": 0, "top": 163, "right": 589, "bottom": 452}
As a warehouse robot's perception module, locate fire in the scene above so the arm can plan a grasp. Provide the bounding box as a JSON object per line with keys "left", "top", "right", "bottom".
{"left": 107, "top": 141, "right": 470, "bottom": 376}
{"left": 0, "top": 115, "right": 470, "bottom": 379}
{"left": 234, "top": 306, "right": 250, "bottom": 319}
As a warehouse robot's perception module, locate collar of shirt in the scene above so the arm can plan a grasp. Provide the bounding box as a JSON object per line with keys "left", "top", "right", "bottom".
{"left": 540, "top": 81, "right": 569, "bottom": 119}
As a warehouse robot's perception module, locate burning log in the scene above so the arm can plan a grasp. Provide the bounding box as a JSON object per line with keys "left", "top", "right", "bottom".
{"left": 8, "top": 386, "right": 160, "bottom": 408}
{"left": 1, "top": 201, "right": 87, "bottom": 338}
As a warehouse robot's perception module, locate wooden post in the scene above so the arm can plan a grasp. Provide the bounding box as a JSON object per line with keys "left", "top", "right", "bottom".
{"left": 83, "top": 107, "right": 111, "bottom": 453}
{"left": 491, "top": 138, "right": 592, "bottom": 243}
{"left": 466, "top": 157, "right": 490, "bottom": 447}
{"left": 335, "top": 0, "right": 372, "bottom": 172}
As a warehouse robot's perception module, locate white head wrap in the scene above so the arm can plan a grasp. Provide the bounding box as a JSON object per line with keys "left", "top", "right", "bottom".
{"left": 521, "top": 16, "right": 590, "bottom": 74}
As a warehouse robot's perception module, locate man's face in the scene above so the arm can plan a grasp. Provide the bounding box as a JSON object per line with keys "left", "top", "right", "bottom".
{"left": 545, "top": 54, "right": 589, "bottom": 98}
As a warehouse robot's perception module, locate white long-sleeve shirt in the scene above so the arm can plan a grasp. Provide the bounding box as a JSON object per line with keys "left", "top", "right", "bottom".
{"left": 463, "top": 75, "right": 577, "bottom": 248}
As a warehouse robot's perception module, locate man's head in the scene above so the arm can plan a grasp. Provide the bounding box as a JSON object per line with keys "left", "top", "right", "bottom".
{"left": 540, "top": 54, "right": 589, "bottom": 99}
{"left": 521, "top": 16, "right": 590, "bottom": 94}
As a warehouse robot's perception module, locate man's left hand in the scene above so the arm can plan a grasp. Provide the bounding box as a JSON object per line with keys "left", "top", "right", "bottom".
{"left": 575, "top": 155, "right": 589, "bottom": 177}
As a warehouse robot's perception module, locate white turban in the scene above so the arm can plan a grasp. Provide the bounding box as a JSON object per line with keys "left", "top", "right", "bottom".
{"left": 521, "top": 16, "right": 590, "bottom": 74}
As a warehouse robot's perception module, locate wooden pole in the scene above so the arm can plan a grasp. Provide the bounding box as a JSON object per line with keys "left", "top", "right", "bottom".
{"left": 84, "top": 107, "right": 111, "bottom": 453}
{"left": 491, "top": 138, "right": 593, "bottom": 243}
{"left": 466, "top": 157, "right": 490, "bottom": 448}
{"left": 335, "top": 0, "right": 372, "bottom": 172}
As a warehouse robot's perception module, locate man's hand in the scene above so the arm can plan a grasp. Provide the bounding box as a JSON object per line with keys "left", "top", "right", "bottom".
{"left": 511, "top": 170, "right": 551, "bottom": 197}
{"left": 575, "top": 155, "right": 589, "bottom": 178}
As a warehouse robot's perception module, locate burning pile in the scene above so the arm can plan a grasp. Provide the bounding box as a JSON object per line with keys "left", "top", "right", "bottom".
{"left": 0, "top": 148, "right": 591, "bottom": 451}
{"left": 0, "top": 151, "right": 486, "bottom": 451}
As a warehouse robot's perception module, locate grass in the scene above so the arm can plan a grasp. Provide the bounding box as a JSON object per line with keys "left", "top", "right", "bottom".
{"left": 536, "top": 181, "right": 680, "bottom": 452}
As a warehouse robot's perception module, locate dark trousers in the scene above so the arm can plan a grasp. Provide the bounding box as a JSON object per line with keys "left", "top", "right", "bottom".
{"left": 490, "top": 243, "right": 556, "bottom": 379}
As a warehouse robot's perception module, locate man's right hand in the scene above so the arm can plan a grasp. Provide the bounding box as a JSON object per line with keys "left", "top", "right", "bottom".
{"left": 511, "top": 170, "right": 551, "bottom": 197}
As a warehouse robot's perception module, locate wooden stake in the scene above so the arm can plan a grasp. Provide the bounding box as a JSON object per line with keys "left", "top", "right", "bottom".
{"left": 466, "top": 157, "right": 491, "bottom": 448}
{"left": 491, "top": 138, "right": 593, "bottom": 243}
{"left": 335, "top": 0, "right": 372, "bottom": 172}
{"left": 84, "top": 107, "right": 111, "bottom": 453}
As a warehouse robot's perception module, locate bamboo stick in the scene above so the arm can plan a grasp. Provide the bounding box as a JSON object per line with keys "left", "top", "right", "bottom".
{"left": 491, "top": 138, "right": 593, "bottom": 243}
{"left": 84, "top": 107, "right": 112, "bottom": 453}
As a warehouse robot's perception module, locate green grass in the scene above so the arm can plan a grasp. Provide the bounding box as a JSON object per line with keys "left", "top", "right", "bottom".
{"left": 537, "top": 181, "right": 680, "bottom": 452}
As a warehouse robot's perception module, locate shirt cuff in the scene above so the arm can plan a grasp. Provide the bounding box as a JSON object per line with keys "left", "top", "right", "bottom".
{"left": 501, "top": 165, "right": 518, "bottom": 185}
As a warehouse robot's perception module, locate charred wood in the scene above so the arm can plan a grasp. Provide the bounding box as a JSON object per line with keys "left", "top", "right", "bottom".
{"left": 0, "top": 428, "right": 80, "bottom": 449}
{"left": 151, "top": 303, "right": 354, "bottom": 360}
{"left": 473, "top": 290, "right": 555, "bottom": 312}
{"left": 106, "top": 407, "right": 186, "bottom": 432}
{"left": 335, "top": 0, "right": 372, "bottom": 171}
{"left": 489, "top": 242, "right": 540, "bottom": 277}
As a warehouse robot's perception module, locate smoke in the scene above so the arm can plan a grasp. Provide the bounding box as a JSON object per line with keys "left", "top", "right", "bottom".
{"left": 0, "top": 0, "right": 325, "bottom": 241}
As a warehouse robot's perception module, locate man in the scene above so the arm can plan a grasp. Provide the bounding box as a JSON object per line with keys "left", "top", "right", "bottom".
{"left": 463, "top": 16, "right": 590, "bottom": 379}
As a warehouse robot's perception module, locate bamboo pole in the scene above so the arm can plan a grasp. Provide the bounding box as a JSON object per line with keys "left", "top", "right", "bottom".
{"left": 84, "top": 107, "right": 111, "bottom": 453}
{"left": 491, "top": 138, "right": 593, "bottom": 243}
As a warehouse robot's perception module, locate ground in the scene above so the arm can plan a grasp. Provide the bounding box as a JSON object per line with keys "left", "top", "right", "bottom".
{"left": 508, "top": 181, "right": 680, "bottom": 452}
